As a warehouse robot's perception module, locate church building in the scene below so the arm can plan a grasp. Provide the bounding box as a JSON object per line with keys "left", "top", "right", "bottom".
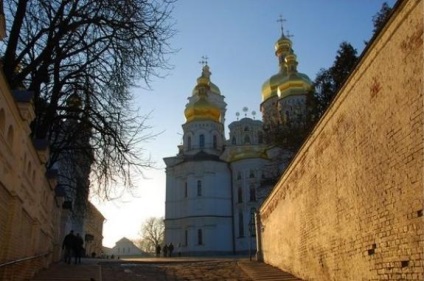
{"left": 163, "top": 25, "right": 312, "bottom": 255}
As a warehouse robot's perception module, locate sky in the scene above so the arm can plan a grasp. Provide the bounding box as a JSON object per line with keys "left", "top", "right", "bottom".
{"left": 92, "top": 0, "right": 397, "bottom": 248}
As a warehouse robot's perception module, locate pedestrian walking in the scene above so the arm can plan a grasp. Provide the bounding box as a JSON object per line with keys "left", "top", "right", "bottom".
{"left": 74, "top": 233, "right": 84, "bottom": 264}
{"left": 62, "top": 230, "right": 75, "bottom": 264}
{"left": 168, "top": 242, "right": 174, "bottom": 257}
{"left": 155, "top": 244, "right": 161, "bottom": 257}
{"left": 163, "top": 244, "right": 168, "bottom": 257}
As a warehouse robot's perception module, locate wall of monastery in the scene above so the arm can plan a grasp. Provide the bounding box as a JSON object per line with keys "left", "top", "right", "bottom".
{"left": 259, "top": 1, "right": 423, "bottom": 280}
{"left": 0, "top": 68, "right": 63, "bottom": 281}
{"left": 84, "top": 202, "right": 105, "bottom": 257}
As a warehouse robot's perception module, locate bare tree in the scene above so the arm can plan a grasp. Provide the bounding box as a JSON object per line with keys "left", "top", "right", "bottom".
{"left": 135, "top": 237, "right": 155, "bottom": 254}
{"left": 1, "top": 0, "right": 176, "bottom": 199}
{"left": 138, "top": 217, "right": 164, "bottom": 253}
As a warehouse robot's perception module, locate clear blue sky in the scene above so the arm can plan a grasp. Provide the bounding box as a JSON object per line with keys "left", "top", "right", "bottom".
{"left": 93, "top": 0, "right": 397, "bottom": 248}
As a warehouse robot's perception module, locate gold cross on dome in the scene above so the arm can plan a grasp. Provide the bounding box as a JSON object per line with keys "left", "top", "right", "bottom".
{"left": 199, "top": 55, "right": 208, "bottom": 66}
{"left": 277, "top": 15, "right": 287, "bottom": 32}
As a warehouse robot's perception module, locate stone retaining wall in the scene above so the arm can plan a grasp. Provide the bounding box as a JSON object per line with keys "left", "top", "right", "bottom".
{"left": 259, "top": 1, "right": 423, "bottom": 280}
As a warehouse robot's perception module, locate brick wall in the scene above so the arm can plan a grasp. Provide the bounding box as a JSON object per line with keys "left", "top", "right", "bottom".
{"left": 259, "top": 1, "right": 423, "bottom": 280}
{"left": 0, "top": 66, "right": 61, "bottom": 280}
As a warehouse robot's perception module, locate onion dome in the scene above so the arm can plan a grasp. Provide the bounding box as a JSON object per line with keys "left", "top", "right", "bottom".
{"left": 262, "top": 28, "right": 312, "bottom": 102}
{"left": 184, "top": 90, "right": 221, "bottom": 122}
{"left": 261, "top": 71, "right": 286, "bottom": 102}
{"left": 261, "top": 29, "right": 293, "bottom": 102}
{"left": 277, "top": 53, "right": 312, "bottom": 99}
{"left": 192, "top": 65, "right": 221, "bottom": 96}
{"left": 275, "top": 32, "right": 293, "bottom": 67}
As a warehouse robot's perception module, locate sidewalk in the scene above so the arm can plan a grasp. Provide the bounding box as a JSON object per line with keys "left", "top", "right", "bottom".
{"left": 31, "top": 259, "right": 101, "bottom": 281}
{"left": 30, "top": 257, "right": 304, "bottom": 281}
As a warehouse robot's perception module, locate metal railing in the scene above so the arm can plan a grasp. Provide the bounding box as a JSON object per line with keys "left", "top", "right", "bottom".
{"left": 0, "top": 251, "right": 51, "bottom": 268}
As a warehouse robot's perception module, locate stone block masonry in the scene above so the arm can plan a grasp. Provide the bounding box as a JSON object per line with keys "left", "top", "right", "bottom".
{"left": 0, "top": 68, "right": 62, "bottom": 280}
{"left": 259, "top": 1, "right": 423, "bottom": 280}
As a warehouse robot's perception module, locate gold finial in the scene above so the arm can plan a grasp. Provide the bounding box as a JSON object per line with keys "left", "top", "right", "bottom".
{"left": 277, "top": 15, "right": 287, "bottom": 34}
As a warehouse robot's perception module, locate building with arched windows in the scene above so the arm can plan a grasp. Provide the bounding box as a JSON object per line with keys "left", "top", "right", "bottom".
{"left": 164, "top": 27, "right": 312, "bottom": 255}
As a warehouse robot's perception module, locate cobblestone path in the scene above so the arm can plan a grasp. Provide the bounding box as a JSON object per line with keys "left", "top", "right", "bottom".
{"left": 100, "top": 260, "right": 252, "bottom": 281}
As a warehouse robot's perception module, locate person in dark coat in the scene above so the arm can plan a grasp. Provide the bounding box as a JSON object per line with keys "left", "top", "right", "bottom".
{"left": 62, "top": 230, "right": 75, "bottom": 264}
{"left": 74, "top": 233, "right": 84, "bottom": 264}
{"left": 155, "top": 244, "right": 161, "bottom": 257}
{"left": 168, "top": 243, "right": 174, "bottom": 257}
{"left": 163, "top": 244, "right": 168, "bottom": 257}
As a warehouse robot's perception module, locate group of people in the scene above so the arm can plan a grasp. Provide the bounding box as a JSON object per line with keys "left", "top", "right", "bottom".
{"left": 155, "top": 242, "right": 175, "bottom": 257}
{"left": 62, "top": 230, "right": 84, "bottom": 264}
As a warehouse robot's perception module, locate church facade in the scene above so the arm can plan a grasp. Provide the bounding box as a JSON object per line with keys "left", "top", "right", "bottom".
{"left": 163, "top": 26, "right": 312, "bottom": 255}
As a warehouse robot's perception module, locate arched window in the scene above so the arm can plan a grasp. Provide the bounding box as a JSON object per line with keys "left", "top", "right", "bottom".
{"left": 249, "top": 185, "right": 256, "bottom": 202}
{"left": 237, "top": 172, "right": 242, "bottom": 180}
{"left": 187, "top": 136, "right": 192, "bottom": 150}
{"left": 184, "top": 229, "right": 188, "bottom": 246}
{"left": 0, "top": 108, "right": 5, "bottom": 134}
{"left": 199, "top": 134, "right": 205, "bottom": 148}
{"left": 197, "top": 229, "right": 203, "bottom": 245}
{"left": 244, "top": 135, "right": 250, "bottom": 144}
{"left": 237, "top": 187, "right": 243, "bottom": 203}
{"left": 184, "top": 181, "right": 188, "bottom": 198}
{"left": 231, "top": 136, "right": 236, "bottom": 145}
{"left": 213, "top": 135, "right": 217, "bottom": 149}
{"left": 244, "top": 126, "right": 249, "bottom": 131}
{"left": 238, "top": 212, "right": 244, "bottom": 237}
{"left": 249, "top": 170, "right": 255, "bottom": 178}
{"left": 197, "top": 180, "right": 202, "bottom": 196}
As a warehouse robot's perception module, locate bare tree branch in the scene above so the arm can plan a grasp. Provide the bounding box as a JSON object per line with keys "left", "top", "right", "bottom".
{"left": 1, "top": 0, "right": 176, "bottom": 199}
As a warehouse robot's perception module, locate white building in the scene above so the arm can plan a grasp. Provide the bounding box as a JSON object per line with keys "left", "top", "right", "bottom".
{"left": 105, "top": 237, "right": 145, "bottom": 257}
{"left": 164, "top": 28, "right": 312, "bottom": 256}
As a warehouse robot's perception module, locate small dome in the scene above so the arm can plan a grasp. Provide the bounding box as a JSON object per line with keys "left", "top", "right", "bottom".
{"left": 275, "top": 34, "right": 292, "bottom": 52}
{"left": 192, "top": 65, "right": 221, "bottom": 96}
{"left": 193, "top": 81, "right": 221, "bottom": 96}
{"left": 184, "top": 91, "right": 221, "bottom": 122}
{"left": 262, "top": 30, "right": 312, "bottom": 102}
{"left": 274, "top": 32, "right": 292, "bottom": 58}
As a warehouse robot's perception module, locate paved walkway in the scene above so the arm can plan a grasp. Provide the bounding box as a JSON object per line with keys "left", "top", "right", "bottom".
{"left": 30, "top": 257, "right": 304, "bottom": 281}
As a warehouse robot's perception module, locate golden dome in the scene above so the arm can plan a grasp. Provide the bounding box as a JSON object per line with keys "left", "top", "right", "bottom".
{"left": 277, "top": 52, "right": 312, "bottom": 99}
{"left": 192, "top": 65, "right": 221, "bottom": 96}
{"left": 274, "top": 33, "right": 292, "bottom": 57}
{"left": 262, "top": 31, "right": 312, "bottom": 102}
{"left": 192, "top": 81, "right": 221, "bottom": 96}
{"left": 262, "top": 70, "right": 312, "bottom": 101}
{"left": 277, "top": 75, "right": 312, "bottom": 100}
{"left": 261, "top": 72, "right": 287, "bottom": 101}
{"left": 184, "top": 91, "right": 221, "bottom": 122}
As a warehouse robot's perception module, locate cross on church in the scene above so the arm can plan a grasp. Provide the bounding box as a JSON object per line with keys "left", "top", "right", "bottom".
{"left": 277, "top": 15, "right": 286, "bottom": 32}
{"left": 199, "top": 55, "right": 208, "bottom": 66}
{"left": 286, "top": 30, "right": 294, "bottom": 39}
